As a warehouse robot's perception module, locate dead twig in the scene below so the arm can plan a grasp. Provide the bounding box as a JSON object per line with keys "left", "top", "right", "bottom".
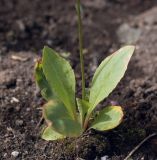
{"left": 124, "top": 133, "right": 157, "bottom": 160}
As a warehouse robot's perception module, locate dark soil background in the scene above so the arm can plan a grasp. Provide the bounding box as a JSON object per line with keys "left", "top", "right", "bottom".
{"left": 1, "top": 0, "right": 157, "bottom": 159}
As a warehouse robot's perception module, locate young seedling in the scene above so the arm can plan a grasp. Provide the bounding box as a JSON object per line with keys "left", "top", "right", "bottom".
{"left": 35, "top": 0, "right": 135, "bottom": 140}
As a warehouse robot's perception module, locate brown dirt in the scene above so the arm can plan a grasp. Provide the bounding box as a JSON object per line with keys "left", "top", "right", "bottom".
{"left": 1, "top": 0, "right": 157, "bottom": 160}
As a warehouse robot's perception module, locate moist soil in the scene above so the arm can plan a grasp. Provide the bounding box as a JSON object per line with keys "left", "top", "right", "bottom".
{"left": 0, "top": 0, "right": 157, "bottom": 159}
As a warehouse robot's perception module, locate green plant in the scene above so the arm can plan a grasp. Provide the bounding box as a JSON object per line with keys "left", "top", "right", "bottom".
{"left": 35, "top": 0, "right": 135, "bottom": 140}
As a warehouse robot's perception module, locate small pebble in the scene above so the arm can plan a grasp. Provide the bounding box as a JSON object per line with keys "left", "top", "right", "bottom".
{"left": 26, "top": 108, "right": 31, "bottom": 112}
{"left": 110, "top": 100, "right": 118, "bottom": 106}
{"left": 60, "top": 52, "right": 71, "bottom": 58}
{"left": 3, "top": 153, "right": 7, "bottom": 157}
{"left": 11, "top": 151, "right": 19, "bottom": 157}
{"left": 11, "top": 97, "right": 19, "bottom": 103}
{"left": 16, "top": 20, "right": 25, "bottom": 31}
{"left": 11, "top": 55, "right": 29, "bottom": 62}
{"left": 15, "top": 120, "right": 23, "bottom": 126}
{"left": 101, "top": 156, "right": 109, "bottom": 160}
{"left": 46, "top": 39, "right": 53, "bottom": 45}
{"left": 7, "top": 127, "right": 13, "bottom": 132}
{"left": 15, "top": 106, "right": 20, "bottom": 111}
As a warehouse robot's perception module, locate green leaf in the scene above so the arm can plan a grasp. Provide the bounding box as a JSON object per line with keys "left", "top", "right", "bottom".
{"left": 42, "top": 46, "right": 76, "bottom": 119}
{"left": 76, "top": 98, "right": 91, "bottom": 126}
{"left": 89, "top": 46, "right": 135, "bottom": 112}
{"left": 90, "top": 106, "right": 123, "bottom": 131}
{"left": 42, "top": 126, "right": 65, "bottom": 141}
{"left": 43, "top": 100, "right": 82, "bottom": 137}
{"left": 85, "top": 88, "right": 90, "bottom": 101}
{"left": 35, "top": 61, "right": 54, "bottom": 101}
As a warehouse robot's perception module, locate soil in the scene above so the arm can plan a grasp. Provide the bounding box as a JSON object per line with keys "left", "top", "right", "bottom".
{"left": 0, "top": 0, "right": 157, "bottom": 160}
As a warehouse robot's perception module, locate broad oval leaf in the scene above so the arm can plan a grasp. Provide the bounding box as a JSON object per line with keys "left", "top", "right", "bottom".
{"left": 42, "top": 46, "right": 76, "bottom": 119}
{"left": 43, "top": 100, "right": 82, "bottom": 137}
{"left": 90, "top": 106, "right": 123, "bottom": 131}
{"left": 35, "top": 61, "right": 54, "bottom": 101}
{"left": 42, "top": 126, "right": 65, "bottom": 141}
{"left": 89, "top": 46, "right": 135, "bottom": 112}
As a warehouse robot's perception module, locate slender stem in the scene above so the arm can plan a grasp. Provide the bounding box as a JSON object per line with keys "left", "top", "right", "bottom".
{"left": 77, "top": 0, "right": 85, "bottom": 100}
{"left": 83, "top": 115, "right": 90, "bottom": 130}
{"left": 83, "top": 110, "right": 92, "bottom": 130}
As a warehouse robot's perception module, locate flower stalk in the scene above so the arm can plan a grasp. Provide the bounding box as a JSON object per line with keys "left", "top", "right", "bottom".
{"left": 76, "top": 0, "right": 85, "bottom": 100}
